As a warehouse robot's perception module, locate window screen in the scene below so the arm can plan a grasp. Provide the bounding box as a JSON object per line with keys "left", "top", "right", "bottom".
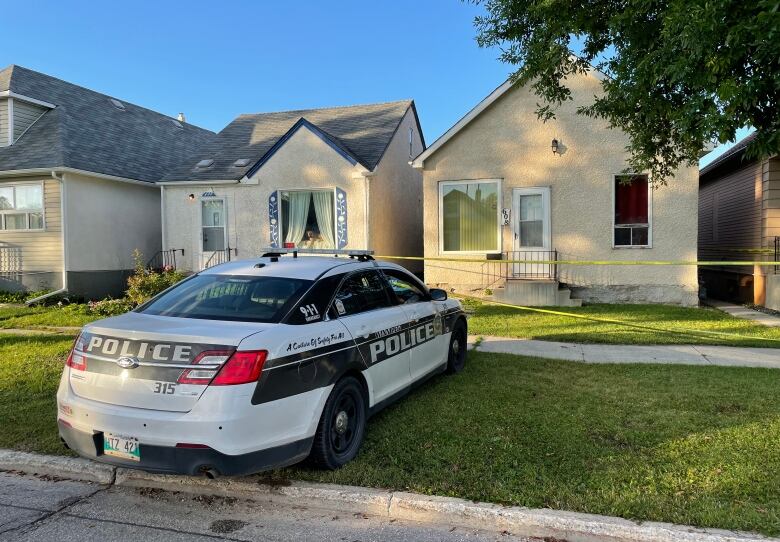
{"left": 441, "top": 181, "right": 499, "bottom": 252}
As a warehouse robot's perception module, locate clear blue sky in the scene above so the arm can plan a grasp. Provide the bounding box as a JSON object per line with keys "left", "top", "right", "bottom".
{"left": 1, "top": 0, "right": 739, "bottom": 164}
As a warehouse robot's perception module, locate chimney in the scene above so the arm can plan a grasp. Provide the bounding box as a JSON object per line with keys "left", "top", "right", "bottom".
{"left": 177, "top": 113, "right": 186, "bottom": 123}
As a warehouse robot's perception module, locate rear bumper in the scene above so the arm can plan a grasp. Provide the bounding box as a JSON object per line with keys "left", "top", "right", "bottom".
{"left": 58, "top": 420, "right": 312, "bottom": 476}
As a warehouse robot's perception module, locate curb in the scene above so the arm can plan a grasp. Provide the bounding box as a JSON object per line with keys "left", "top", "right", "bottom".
{"left": 2, "top": 450, "right": 777, "bottom": 542}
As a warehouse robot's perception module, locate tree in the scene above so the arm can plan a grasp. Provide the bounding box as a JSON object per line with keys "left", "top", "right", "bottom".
{"left": 471, "top": 0, "right": 780, "bottom": 182}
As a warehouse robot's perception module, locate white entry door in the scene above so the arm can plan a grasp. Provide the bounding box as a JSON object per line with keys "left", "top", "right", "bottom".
{"left": 200, "top": 198, "right": 227, "bottom": 269}
{"left": 512, "top": 187, "right": 551, "bottom": 277}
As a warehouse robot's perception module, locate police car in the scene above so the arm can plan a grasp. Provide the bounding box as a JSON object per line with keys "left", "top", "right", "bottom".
{"left": 57, "top": 249, "right": 467, "bottom": 477}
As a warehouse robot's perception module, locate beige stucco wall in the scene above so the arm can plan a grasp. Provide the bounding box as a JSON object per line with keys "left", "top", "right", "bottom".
{"left": 369, "top": 107, "right": 425, "bottom": 272}
{"left": 163, "top": 125, "right": 368, "bottom": 271}
{"left": 0, "top": 177, "right": 63, "bottom": 291}
{"left": 420, "top": 73, "right": 699, "bottom": 305}
{"left": 64, "top": 172, "right": 161, "bottom": 271}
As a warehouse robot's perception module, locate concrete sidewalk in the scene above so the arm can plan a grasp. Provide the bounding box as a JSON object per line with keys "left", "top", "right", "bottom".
{"left": 468, "top": 335, "right": 780, "bottom": 368}
{"left": 706, "top": 299, "right": 780, "bottom": 327}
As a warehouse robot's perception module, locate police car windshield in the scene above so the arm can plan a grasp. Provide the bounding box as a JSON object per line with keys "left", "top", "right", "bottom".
{"left": 138, "top": 274, "right": 312, "bottom": 323}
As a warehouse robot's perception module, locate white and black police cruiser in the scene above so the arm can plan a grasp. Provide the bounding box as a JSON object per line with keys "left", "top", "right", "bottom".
{"left": 57, "top": 249, "right": 466, "bottom": 476}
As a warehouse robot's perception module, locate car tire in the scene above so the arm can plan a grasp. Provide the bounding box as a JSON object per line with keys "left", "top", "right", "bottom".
{"left": 446, "top": 319, "right": 467, "bottom": 374}
{"left": 309, "top": 376, "right": 367, "bottom": 470}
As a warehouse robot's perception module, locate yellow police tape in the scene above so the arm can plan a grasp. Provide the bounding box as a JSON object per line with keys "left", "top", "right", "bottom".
{"left": 376, "top": 255, "right": 780, "bottom": 267}
{"left": 455, "top": 293, "right": 780, "bottom": 344}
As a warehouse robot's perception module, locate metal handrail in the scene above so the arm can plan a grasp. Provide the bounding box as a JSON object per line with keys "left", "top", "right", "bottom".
{"left": 146, "top": 249, "right": 184, "bottom": 270}
{"left": 204, "top": 247, "right": 237, "bottom": 269}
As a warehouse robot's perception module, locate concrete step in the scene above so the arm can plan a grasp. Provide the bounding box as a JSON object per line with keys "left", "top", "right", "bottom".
{"left": 489, "top": 280, "right": 582, "bottom": 307}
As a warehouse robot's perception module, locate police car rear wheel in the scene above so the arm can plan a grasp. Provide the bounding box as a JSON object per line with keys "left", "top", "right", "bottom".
{"left": 446, "top": 320, "right": 467, "bottom": 374}
{"left": 310, "top": 376, "right": 367, "bottom": 469}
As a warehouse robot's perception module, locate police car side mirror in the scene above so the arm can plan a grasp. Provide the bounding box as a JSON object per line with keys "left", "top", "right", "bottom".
{"left": 429, "top": 288, "right": 447, "bottom": 301}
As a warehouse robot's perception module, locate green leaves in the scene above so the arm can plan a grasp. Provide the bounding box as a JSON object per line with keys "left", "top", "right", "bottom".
{"left": 471, "top": 0, "right": 780, "bottom": 181}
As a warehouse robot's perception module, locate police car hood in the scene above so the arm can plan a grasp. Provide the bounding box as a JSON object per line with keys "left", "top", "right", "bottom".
{"left": 68, "top": 312, "right": 273, "bottom": 413}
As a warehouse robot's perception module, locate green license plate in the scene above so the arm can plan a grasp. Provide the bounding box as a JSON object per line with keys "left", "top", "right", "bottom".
{"left": 103, "top": 432, "right": 140, "bottom": 461}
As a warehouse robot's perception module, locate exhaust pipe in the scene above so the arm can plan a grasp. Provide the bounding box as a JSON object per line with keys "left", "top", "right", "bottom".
{"left": 199, "top": 466, "right": 220, "bottom": 479}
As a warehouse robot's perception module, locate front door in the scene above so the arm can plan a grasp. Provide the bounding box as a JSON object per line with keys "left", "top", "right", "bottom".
{"left": 512, "top": 187, "right": 551, "bottom": 277}
{"left": 200, "top": 198, "right": 227, "bottom": 269}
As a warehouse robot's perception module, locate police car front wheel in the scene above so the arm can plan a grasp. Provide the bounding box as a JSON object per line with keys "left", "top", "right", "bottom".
{"left": 310, "top": 376, "right": 367, "bottom": 469}
{"left": 446, "top": 320, "right": 467, "bottom": 374}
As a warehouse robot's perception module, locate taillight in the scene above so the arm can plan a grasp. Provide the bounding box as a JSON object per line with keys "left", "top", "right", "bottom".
{"left": 66, "top": 333, "right": 87, "bottom": 371}
{"left": 211, "top": 350, "right": 268, "bottom": 386}
{"left": 177, "top": 350, "right": 233, "bottom": 385}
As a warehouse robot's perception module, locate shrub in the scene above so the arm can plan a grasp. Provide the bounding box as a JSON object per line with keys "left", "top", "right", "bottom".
{"left": 86, "top": 298, "right": 135, "bottom": 317}
{"left": 125, "top": 249, "right": 186, "bottom": 306}
{"left": 0, "top": 289, "right": 51, "bottom": 304}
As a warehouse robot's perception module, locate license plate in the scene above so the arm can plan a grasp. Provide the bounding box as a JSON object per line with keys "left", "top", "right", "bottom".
{"left": 103, "top": 432, "right": 140, "bottom": 461}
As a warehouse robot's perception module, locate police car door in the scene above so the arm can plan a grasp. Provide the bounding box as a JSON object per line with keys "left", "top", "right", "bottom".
{"left": 382, "top": 268, "right": 447, "bottom": 381}
{"left": 331, "top": 269, "right": 412, "bottom": 404}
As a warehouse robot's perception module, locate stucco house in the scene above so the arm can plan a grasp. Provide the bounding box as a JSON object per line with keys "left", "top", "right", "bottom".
{"left": 159, "top": 101, "right": 424, "bottom": 272}
{"left": 411, "top": 73, "right": 700, "bottom": 306}
{"left": 0, "top": 65, "right": 215, "bottom": 299}
{"left": 698, "top": 133, "right": 780, "bottom": 309}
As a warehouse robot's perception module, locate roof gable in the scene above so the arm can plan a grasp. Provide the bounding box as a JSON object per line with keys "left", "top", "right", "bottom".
{"left": 0, "top": 65, "right": 216, "bottom": 182}
{"left": 162, "top": 100, "right": 415, "bottom": 182}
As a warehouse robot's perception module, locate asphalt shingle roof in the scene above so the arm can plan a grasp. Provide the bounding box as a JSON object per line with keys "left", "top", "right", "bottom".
{"left": 0, "top": 65, "right": 215, "bottom": 183}
{"left": 700, "top": 132, "right": 757, "bottom": 179}
{"left": 161, "top": 100, "right": 416, "bottom": 182}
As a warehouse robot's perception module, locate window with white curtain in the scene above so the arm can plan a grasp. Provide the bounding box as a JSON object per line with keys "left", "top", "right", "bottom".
{"left": 0, "top": 182, "right": 44, "bottom": 231}
{"left": 440, "top": 180, "right": 500, "bottom": 253}
{"left": 279, "top": 190, "right": 336, "bottom": 249}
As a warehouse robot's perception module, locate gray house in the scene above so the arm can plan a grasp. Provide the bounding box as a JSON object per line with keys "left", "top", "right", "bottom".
{"left": 0, "top": 65, "right": 214, "bottom": 299}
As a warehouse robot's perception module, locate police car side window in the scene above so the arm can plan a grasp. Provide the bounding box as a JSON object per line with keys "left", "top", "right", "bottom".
{"left": 286, "top": 274, "right": 343, "bottom": 325}
{"left": 382, "top": 269, "right": 427, "bottom": 305}
{"left": 332, "top": 271, "right": 391, "bottom": 317}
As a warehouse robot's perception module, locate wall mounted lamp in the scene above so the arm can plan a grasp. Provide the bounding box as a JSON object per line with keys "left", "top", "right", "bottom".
{"left": 551, "top": 139, "right": 560, "bottom": 155}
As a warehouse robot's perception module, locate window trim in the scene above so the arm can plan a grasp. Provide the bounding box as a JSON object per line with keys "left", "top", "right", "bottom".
{"left": 277, "top": 187, "right": 338, "bottom": 250}
{"left": 0, "top": 181, "right": 46, "bottom": 233}
{"left": 438, "top": 178, "right": 502, "bottom": 255}
{"left": 611, "top": 173, "right": 652, "bottom": 249}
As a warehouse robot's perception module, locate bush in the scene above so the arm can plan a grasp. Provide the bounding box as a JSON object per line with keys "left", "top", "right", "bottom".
{"left": 125, "top": 249, "right": 186, "bottom": 306}
{"left": 0, "top": 289, "right": 51, "bottom": 304}
{"left": 86, "top": 298, "right": 135, "bottom": 317}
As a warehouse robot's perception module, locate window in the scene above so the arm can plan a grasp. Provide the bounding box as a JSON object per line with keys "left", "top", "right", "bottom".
{"left": 440, "top": 180, "right": 500, "bottom": 253}
{"left": 614, "top": 174, "right": 650, "bottom": 247}
{"left": 383, "top": 269, "right": 427, "bottom": 305}
{"left": 138, "top": 274, "right": 311, "bottom": 323}
{"left": 287, "top": 274, "right": 342, "bottom": 325}
{"left": 280, "top": 190, "right": 335, "bottom": 249}
{"left": 331, "top": 271, "right": 390, "bottom": 317}
{"left": 0, "top": 183, "right": 44, "bottom": 231}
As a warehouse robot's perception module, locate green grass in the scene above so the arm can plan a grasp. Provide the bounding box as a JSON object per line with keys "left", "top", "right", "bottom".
{"left": 463, "top": 299, "right": 780, "bottom": 348}
{"left": 3, "top": 333, "right": 780, "bottom": 535}
{"left": 287, "top": 352, "right": 780, "bottom": 535}
{"left": 0, "top": 305, "right": 100, "bottom": 330}
{"left": 0, "top": 333, "right": 77, "bottom": 455}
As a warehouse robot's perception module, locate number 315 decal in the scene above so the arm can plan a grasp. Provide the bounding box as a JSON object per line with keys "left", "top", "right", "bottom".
{"left": 153, "top": 382, "right": 176, "bottom": 394}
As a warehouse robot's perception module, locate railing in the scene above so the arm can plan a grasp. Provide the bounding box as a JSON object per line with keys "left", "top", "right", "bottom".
{"left": 204, "top": 247, "right": 237, "bottom": 269}
{"left": 146, "top": 249, "right": 184, "bottom": 271}
{"left": 0, "top": 244, "right": 22, "bottom": 274}
{"left": 775, "top": 237, "right": 779, "bottom": 275}
{"left": 480, "top": 250, "right": 558, "bottom": 286}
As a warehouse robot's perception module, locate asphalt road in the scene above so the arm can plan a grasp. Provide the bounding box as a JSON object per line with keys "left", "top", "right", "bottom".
{"left": 0, "top": 471, "right": 533, "bottom": 542}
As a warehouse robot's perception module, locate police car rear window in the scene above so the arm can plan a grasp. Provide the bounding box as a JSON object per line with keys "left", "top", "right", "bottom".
{"left": 138, "top": 275, "right": 312, "bottom": 323}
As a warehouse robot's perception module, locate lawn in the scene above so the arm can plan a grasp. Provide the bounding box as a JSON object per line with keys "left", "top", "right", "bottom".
{"left": 0, "top": 305, "right": 99, "bottom": 330}
{"left": 5, "top": 331, "right": 780, "bottom": 535}
{"left": 463, "top": 298, "right": 780, "bottom": 348}
{"left": 287, "top": 352, "right": 780, "bottom": 535}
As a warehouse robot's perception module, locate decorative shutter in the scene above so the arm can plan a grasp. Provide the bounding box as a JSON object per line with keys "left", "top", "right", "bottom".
{"left": 336, "top": 188, "right": 347, "bottom": 249}
{"left": 268, "top": 192, "right": 280, "bottom": 248}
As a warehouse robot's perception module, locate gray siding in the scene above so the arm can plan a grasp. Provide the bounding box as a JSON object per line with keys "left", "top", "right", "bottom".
{"left": 12, "top": 100, "right": 47, "bottom": 142}
{"left": 698, "top": 162, "right": 762, "bottom": 276}
{"left": 0, "top": 99, "right": 8, "bottom": 146}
